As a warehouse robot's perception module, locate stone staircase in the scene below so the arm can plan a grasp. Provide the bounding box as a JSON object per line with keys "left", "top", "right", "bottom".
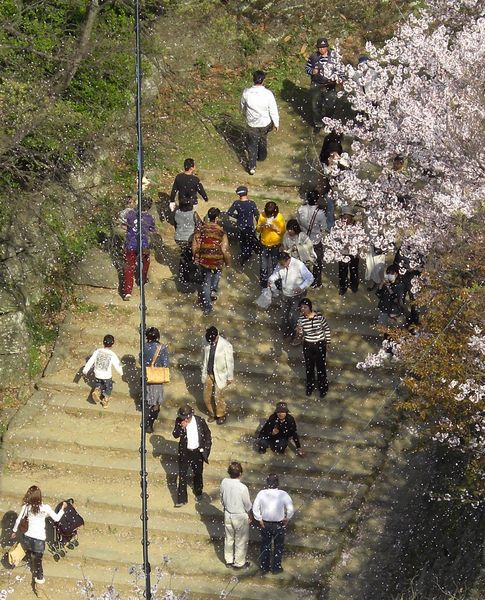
{"left": 0, "top": 101, "right": 397, "bottom": 599}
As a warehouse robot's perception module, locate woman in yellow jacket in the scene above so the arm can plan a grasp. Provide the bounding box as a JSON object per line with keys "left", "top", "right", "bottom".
{"left": 256, "top": 201, "right": 286, "bottom": 288}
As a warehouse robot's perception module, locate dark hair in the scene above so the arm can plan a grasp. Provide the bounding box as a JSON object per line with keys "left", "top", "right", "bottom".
{"left": 205, "top": 326, "right": 218, "bottom": 342}
{"left": 178, "top": 404, "right": 193, "bottom": 418}
{"left": 103, "top": 334, "right": 115, "bottom": 347}
{"left": 266, "top": 474, "right": 279, "bottom": 489}
{"left": 146, "top": 327, "right": 160, "bottom": 343}
{"left": 299, "top": 297, "right": 313, "bottom": 311}
{"left": 277, "top": 251, "right": 291, "bottom": 262}
{"left": 306, "top": 189, "right": 320, "bottom": 206}
{"left": 264, "top": 201, "right": 279, "bottom": 218}
{"left": 386, "top": 264, "right": 399, "bottom": 275}
{"left": 253, "top": 70, "right": 266, "bottom": 85}
{"left": 184, "top": 158, "right": 195, "bottom": 171}
{"left": 207, "top": 207, "right": 221, "bottom": 222}
{"left": 286, "top": 219, "right": 301, "bottom": 234}
{"left": 142, "top": 196, "right": 153, "bottom": 212}
{"left": 228, "top": 461, "right": 243, "bottom": 479}
{"left": 23, "top": 485, "right": 42, "bottom": 515}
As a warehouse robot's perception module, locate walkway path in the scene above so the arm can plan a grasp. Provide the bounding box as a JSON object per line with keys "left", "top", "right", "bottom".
{"left": 0, "top": 100, "right": 397, "bottom": 599}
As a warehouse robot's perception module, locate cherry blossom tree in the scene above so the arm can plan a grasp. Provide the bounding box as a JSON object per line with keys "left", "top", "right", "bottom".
{"left": 328, "top": 0, "right": 484, "bottom": 503}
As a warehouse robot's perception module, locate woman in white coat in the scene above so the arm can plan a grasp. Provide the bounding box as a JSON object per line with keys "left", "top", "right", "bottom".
{"left": 202, "top": 326, "right": 234, "bottom": 425}
{"left": 282, "top": 219, "right": 317, "bottom": 268}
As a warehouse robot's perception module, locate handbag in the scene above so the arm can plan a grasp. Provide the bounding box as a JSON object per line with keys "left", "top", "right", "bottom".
{"left": 145, "top": 344, "right": 170, "bottom": 384}
{"left": 19, "top": 506, "right": 28, "bottom": 533}
{"left": 7, "top": 543, "right": 26, "bottom": 567}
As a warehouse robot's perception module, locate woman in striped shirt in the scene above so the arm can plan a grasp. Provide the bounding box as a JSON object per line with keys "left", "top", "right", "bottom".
{"left": 296, "top": 298, "right": 330, "bottom": 398}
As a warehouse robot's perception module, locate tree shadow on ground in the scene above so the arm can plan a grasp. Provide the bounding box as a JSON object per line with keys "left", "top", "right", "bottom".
{"left": 194, "top": 498, "right": 225, "bottom": 565}
{"left": 332, "top": 444, "right": 485, "bottom": 600}
{"left": 280, "top": 79, "right": 313, "bottom": 126}
{"left": 214, "top": 114, "right": 248, "bottom": 170}
{"left": 121, "top": 354, "right": 140, "bottom": 409}
{"left": 176, "top": 357, "right": 205, "bottom": 414}
{"left": 149, "top": 433, "right": 179, "bottom": 505}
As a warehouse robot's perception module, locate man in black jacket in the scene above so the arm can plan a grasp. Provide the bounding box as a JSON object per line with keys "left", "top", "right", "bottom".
{"left": 173, "top": 404, "right": 212, "bottom": 507}
{"left": 257, "top": 403, "right": 304, "bottom": 457}
{"left": 170, "top": 158, "right": 209, "bottom": 207}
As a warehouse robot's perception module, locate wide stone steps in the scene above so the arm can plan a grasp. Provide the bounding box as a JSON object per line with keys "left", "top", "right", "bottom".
{"left": 0, "top": 473, "right": 356, "bottom": 543}
{"left": 32, "top": 386, "right": 391, "bottom": 445}
{"left": 4, "top": 409, "right": 384, "bottom": 484}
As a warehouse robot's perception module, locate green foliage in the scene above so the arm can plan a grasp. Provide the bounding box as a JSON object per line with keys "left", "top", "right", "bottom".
{"left": 25, "top": 291, "right": 62, "bottom": 377}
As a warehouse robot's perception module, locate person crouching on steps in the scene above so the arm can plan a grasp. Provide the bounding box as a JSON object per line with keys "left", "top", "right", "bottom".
{"left": 82, "top": 334, "right": 123, "bottom": 407}
{"left": 12, "top": 485, "right": 67, "bottom": 585}
{"left": 257, "top": 402, "right": 305, "bottom": 457}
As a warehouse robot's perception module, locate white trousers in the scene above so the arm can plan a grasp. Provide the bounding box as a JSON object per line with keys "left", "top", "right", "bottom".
{"left": 224, "top": 512, "right": 250, "bottom": 567}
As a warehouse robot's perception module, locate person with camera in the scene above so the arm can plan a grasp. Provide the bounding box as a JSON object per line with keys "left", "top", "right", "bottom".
{"left": 257, "top": 402, "right": 305, "bottom": 457}
{"left": 172, "top": 404, "right": 212, "bottom": 508}
{"left": 305, "top": 37, "right": 342, "bottom": 133}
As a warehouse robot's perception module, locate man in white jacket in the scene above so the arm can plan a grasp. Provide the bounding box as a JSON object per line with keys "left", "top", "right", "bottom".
{"left": 269, "top": 251, "right": 314, "bottom": 339}
{"left": 241, "top": 70, "right": 279, "bottom": 175}
{"left": 202, "top": 326, "right": 234, "bottom": 425}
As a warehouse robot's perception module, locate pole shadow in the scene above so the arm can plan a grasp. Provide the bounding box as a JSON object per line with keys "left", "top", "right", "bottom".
{"left": 121, "top": 354, "right": 140, "bottom": 409}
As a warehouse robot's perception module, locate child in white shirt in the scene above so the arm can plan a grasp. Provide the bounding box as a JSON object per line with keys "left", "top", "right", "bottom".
{"left": 83, "top": 334, "right": 123, "bottom": 407}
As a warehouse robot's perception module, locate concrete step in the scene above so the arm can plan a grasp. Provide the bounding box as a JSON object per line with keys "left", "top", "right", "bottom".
{"left": 33, "top": 387, "right": 391, "bottom": 447}
{"left": 0, "top": 473, "right": 358, "bottom": 539}
{"left": 3, "top": 411, "right": 385, "bottom": 484}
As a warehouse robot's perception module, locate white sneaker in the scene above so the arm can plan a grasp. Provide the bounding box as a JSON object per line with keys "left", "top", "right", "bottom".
{"left": 123, "top": 294, "right": 132, "bottom": 301}
{"left": 249, "top": 168, "right": 256, "bottom": 175}
{"left": 35, "top": 577, "right": 45, "bottom": 584}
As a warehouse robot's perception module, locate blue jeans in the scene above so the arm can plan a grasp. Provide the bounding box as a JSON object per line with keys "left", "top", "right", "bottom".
{"left": 247, "top": 125, "right": 271, "bottom": 170}
{"left": 199, "top": 268, "right": 221, "bottom": 314}
{"left": 95, "top": 378, "right": 113, "bottom": 398}
{"left": 260, "top": 521, "right": 286, "bottom": 572}
{"left": 260, "top": 245, "right": 280, "bottom": 288}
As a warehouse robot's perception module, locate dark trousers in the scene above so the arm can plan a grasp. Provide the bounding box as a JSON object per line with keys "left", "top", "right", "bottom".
{"left": 177, "top": 448, "right": 204, "bottom": 503}
{"left": 260, "top": 245, "right": 280, "bottom": 288}
{"left": 23, "top": 535, "right": 45, "bottom": 579}
{"left": 237, "top": 228, "right": 257, "bottom": 265}
{"left": 260, "top": 521, "right": 286, "bottom": 572}
{"left": 303, "top": 341, "right": 328, "bottom": 393}
{"left": 282, "top": 292, "right": 306, "bottom": 337}
{"left": 338, "top": 255, "right": 359, "bottom": 292}
{"left": 247, "top": 125, "right": 271, "bottom": 170}
{"left": 95, "top": 377, "right": 113, "bottom": 398}
{"left": 258, "top": 436, "right": 288, "bottom": 454}
{"left": 145, "top": 404, "right": 160, "bottom": 429}
{"left": 310, "top": 83, "right": 337, "bottom": 127}
{"left": 312, "top": 242, "right": 324, "bottom": 286}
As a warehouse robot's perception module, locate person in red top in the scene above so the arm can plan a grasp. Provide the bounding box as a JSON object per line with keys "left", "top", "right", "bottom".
{"left": 192, "top": 207, "right": 231, "bottom": 315}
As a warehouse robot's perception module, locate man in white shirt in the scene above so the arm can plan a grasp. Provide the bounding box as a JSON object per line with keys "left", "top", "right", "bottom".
{"left": 240, "top": 70, "right": 280, "bottom": 175}
{"left": 268, "top": 251, "right": 314, "bottom": 339}
{"left": 220, "top": 461, "right": 252, "bottom": 569}
{"left": 252, "top": 474, "right": 294, "bottom": 574}
{"left": 172, "top": 404, "right": 212, "bottom": 507}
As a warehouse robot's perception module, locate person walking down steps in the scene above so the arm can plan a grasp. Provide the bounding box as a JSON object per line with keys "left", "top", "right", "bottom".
{"left": 12, "top": 485, "right": 67, "bottom": 585}
{"left": 173, "top": 404, "right": 212, "bottom": 508}
{"left": 170, "top": 157, "right": 209, "bottom": 208}
{"left": 82, "top": 334, "right": 123, "bottom": 407}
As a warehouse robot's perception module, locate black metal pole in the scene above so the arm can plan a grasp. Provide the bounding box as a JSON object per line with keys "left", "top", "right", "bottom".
{"left": 134, "top": 0, "right": 151, "bottom": 598}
